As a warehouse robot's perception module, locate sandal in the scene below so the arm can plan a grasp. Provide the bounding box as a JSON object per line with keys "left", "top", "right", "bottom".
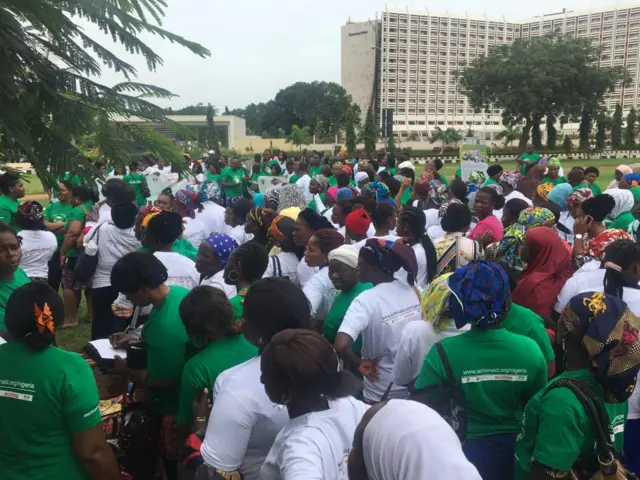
{"left": 62, "top": 321, "right": 78, "bottom": 329}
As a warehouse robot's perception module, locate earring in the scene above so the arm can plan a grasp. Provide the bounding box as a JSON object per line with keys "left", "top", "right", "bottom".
{"left": 227, "top": 269, "right": 240, "bottom": 283}
{"left": 258, "top": 337, "right": 264, "bottom": 345}
{"left": 281, "top": 391, "right": 291, "bottom": 405}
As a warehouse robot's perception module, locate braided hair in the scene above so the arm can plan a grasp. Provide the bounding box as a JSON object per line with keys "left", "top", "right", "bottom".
{"left": 398, "top": 206, "right": 437, "bottom": 283}
{"left": 179, "top": 286, "right": 241, "bottom": 340}
{"left": 226, "top": 242, "right": 269, "bottom": 284}
{"left": 145, "top": 210, "right": 184, "bottom": 247}
{"left": 603, "top": 239, "right": 640, "bottom": 299}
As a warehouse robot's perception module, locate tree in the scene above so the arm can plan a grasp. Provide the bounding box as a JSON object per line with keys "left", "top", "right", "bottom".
{"left": 562, "top": 134, "right": 573, "bottom": 153}
{"left": 1, "top": 0, "right": 210, "bottom": 183}
{"left": 387, "top": 136, "right": 397, "bottom": 156}
{"left": 496, "top": 125, "right": 522, "bottom": 147}
{"left": 546, "top": 115, "right": 557, "bottom": 149}
{"left": 344, "top": 106, "right": 358, "bottom": 157}
{"left": 445, "top": 128, "right": 463, "bottom": 147}
{"left": 579, "top": 109, "right": 592, "bottom": 151}
{"left": 362, "top": 108, "right": 377, "bottom": 154}
{"left": 625, "top": 107, "right": 638, "bottom": 149}
{"left": 286, "top": 125, "right": 311, "bottom": 151}
{"left": 459, "top": 35, "right": 629, "bottom": 148}
{"left": 276, "top": 128, "right": 286, "bottom": 139}
{"left": 466, "top": 128, "right": 475, "bottom": 138}
{"left": 595, "top": 110, "right": 609, "bottom": 150}
{"left": 531, "top": 116, "right": 543, "bottom": 149}
{"left": 172, "top": 103, "right": 209, "bottom": 115}
{"left": 314, "top": 119, "right": 325, "bottom": 141}
{"left": 612, "top": 103, "right": 624, "bottom": 149}
{"left": 431, "top": 127, "right": 447, "bottom": 149}
{"left": 205, "top": 104, "right": 219, "bottom": 152}
{"left": 224, "top": 106, "right": 230, "bottom": 114}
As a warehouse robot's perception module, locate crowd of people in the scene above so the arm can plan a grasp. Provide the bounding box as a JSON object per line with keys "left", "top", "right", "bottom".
{"left": 0, "top": 147, "right": 640, "bottom": 479}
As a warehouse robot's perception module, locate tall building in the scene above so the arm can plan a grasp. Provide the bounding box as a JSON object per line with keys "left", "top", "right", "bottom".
{"left": 341, "top": 6, "right": 640, "bottom": 140}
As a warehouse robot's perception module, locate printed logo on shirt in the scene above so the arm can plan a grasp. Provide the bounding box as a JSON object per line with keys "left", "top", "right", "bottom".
{"left": 0, "top": 378, "right": 35, "bottom": 402}
{"left": 461, "top": 368, "right": 529, "bottom": 384}
{"left": 611, "top": 414, "right": 626, "bottom": 441}
{"left": 381, "top": 305, "right": 420, "bottom": 327}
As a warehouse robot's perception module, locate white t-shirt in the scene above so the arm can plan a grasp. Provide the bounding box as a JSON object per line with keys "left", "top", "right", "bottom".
{"left": 427, "top": 224, "right": 446, "bottom": 241}
{"left": 393, "top": 243, "right": 427, "bottom": 288}
{"left": 87, "top": 224, "right": 140, "bottom": 289}
{"left": 392, "top": 321, "right": 470, "bottom": 386}
{"left": 295, "top": 175, "right": 313, "bottom": 204}
{"left": 153, "top": 251, "right": 199, "bottom": 290}
{"left": 303, "top": 268, "right": 338, "bottom": 319}
{"left": 201, "top": 357, "right": 289, "bottom": 480}
{"left": 339, "top": 280, "right": 422, "bottom": 402}
{"left": 200, "top": 270, "right": 236, "bottom": 299}
{"left": 143, "top": 165, "right": 172, "bottom": 175}
{"left": 297, "top": 260, "right": 319, "bottom": 287}
{"left": 183, "top": 217, "right": 206, "bottom": 249}
{"left": 425, "top": 209, "right": 440, "bottom": 231}
{"left": 558, "top": 211, "right": 574, "bottom": 245}
{"left": 18, "top": 230, "right": 57, "bottom": 279}
{"left": 98, "top": 203, "right": 112, "bottom": 224}
{"left": 505, "top": 190, "right": 533, "bottom": 206}
{"left": 260, "top": 397, "right": 368, "bottom": 480}
{"left": 198, "top": 201, "right": 229, "bottom": 237}
{"left": 229, "top": 225, "right": 251, "bottom": 246}
{"left": 263, "top": 252, "right": 300, "bottom": 285}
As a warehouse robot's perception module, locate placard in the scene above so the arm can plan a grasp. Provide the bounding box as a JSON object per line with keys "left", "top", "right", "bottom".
{"left": 459, "top": 144, "right": 489, "bottom": 182}
{"left": 257, "top": 176, "right": 285, "bottom": 194}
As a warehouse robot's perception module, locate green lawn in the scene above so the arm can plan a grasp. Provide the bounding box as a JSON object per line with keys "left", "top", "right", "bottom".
{"left": 23, "top": 174, "right": 45, "bottom": 196}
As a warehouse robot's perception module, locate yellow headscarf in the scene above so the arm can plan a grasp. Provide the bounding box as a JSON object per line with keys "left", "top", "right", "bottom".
{"left": 420, "top": 273, "right": 454, "bottom": 332}
{"left": 536, "top": 183, "right": 554, "bottom": 201}
{"left": 279, "top": 207, "right": 301, "bottom": 220}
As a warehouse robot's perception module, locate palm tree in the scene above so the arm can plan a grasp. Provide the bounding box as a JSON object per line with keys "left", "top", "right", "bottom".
{"left": 431, "top": 127, "right": 448, "bottom": 149}
{"left": 445, "top": 128, "right": 464, "bottom": 147}
{"left": 496, "top": 125, "right": 523, "bottom": 147}
{"left": 286, "top": 125, "right": 312, "bottom": 151}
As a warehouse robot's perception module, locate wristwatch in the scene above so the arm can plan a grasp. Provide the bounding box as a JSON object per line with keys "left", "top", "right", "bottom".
{"left": 575, "top": 234, "right": 584, "bottom": 240}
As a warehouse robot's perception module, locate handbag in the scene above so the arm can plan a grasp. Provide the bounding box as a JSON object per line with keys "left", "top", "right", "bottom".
{"left": 140, "top": 176, "right": 151, "bottom": 198}
{"left": 74, "top": 223, "right": 104, "bottom": 283}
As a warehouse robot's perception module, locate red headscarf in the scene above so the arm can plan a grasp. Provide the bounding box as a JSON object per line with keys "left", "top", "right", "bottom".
{"left": 512, "top": 226, "right": 572, "bottom": 318}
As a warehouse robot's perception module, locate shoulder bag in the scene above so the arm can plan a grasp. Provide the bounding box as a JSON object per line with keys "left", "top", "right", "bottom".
{"left": 74, "top": 223, "right": 104, "bottom": 283}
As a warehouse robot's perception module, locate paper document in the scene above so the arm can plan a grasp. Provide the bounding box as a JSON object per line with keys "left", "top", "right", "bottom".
{"left": 87, "top": 339, "right": 127, "bottom": 359}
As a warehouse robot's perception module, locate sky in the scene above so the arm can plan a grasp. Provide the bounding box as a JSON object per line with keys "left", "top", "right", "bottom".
{"left": 89, "top": 0, "right": 626, "bottom": 111}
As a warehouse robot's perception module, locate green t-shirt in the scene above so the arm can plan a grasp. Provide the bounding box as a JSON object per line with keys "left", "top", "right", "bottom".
{"left": 44, "top": 201, "right": 74, "bottom": 249}
{"left": 322, "top": 283, "right": 372, "bottom": 352}
{"left": 483, "top": 178, "right": 498, "bottom": 186}
{"left": 0, "top": 195, "right": 20, "bottom": 231}
{"left": 141, "top": 286, "right": 190, "bottom": 415}
{"left": 589, "top": 182, "right": 602, "bottom": 196}
{"left": 572, "top": 182, "right": 590, "bottom": 191}
{"left": 0, "top": 342, "right": 102, "bottom": 480}
{"left": 519, "top": 152, "right": 541, "bottom": 174}
{"left": 221, "top": 167, "right": 245, "bottom": 198}
{"left": 205, "top": 172, "right": 222, "bottom": 183}
{"left": 307, "top": 193, "right": 327, "bottom": 213}
{"left": 400, "top": 187, "right": 412, "bottom": 206}
{"left": 328, "top": 175, "right": 338, "bottom": 187}
{"left": 177, "top": 336, "right": 257, "bottom": 425}
{"left": 541, "top": 176, "right": 567, "bottom": 186}
{"left": 138, "top": 239, "right": 197, "bottom": 262}
{"left": 123, "top": 173, "right": 148, "bottom": 208}
{"left": 514, "top": 369, "right": 628, "bottom": 479}
{"left": 501, "top": 304, "right": 555, "bottom": 363}
{"left": 415, "top": 328, "right": 548, "bottom": 439}
{"left": 229, "top": 286, "right": 248, "bottom": 322}
{"left": 288, "top": 173, "right": 301, "bottom": 184}
{"left": 309, "top": 165, "right": 323, "bottom": 177}
{"left": 440, "top": 175, "right": 449, "bottom": 186}
{"left": 609, "top": 211, "right": 635, "bottom": 231}
{"left": 65, "top": 201, "right": 94, "bottom": 258}
{"left": 0, "top": 268, "right": 30, "bottom": 331}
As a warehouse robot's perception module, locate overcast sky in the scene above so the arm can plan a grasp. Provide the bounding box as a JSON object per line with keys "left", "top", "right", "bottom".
{"left": 90, "top": 0, "right": 623, "bottom": 110}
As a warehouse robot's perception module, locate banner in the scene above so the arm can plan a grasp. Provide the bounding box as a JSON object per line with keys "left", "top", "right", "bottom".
{"left": 459, "top": 143, "right": 489, "bottom": 182}
{"left": 257, "top": 176, "right": 284, "bottom": 194}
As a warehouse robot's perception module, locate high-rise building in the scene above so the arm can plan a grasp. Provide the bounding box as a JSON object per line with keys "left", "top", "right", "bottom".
{"left": 341, "top": 6, "right": 640, "bottom": 140}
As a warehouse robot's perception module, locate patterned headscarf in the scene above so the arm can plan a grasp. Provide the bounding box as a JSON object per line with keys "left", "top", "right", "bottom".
{"left": 484, "top": 183, "right": 504, "bottom": 196}
{"left": 548, "top": 183, "right": 573, "bottom": 211}
{"left": 17, "top": 201, "right": 43, "bottom": 222}
{"left": 312, "top": 174, "right": 329, "bottom": 191}
{"left": 362, "top": 238, "right": 418, "bottom": 285}
{"left": 269, "top": 215, "right": 295, "bottom": 243}
{"left": 175, "top": 189, "right": 200, "bottom": 219}
{"left": 369, "top": 182, "right": 391, "bottom": 202}
{"left": 201, "top": 181, "right": 223, "bottom": 205}
{"left": 248, "top": 207, "right": 277, "bottom": 241}
{"left": 420, "top": 273, "right": 455, "bottom": 332}
{"left": 536, "top": 183, "right": 554, "bottom": 201}
{"left": 447, "top": 260, "right": 510, "bottom": 329}
{"left": 518, "top": 207, "right": 555, "bottom": 230}
{"left": 566, "top": 188, "right": 594, "bottom": 207}
{"left": 264, "top": 188, "right": 280, "bottom": 210}
{"left": 204, "top": 234, "right": 237, "bottom": 265}
{"left": 588, "top": 229, "right": 633, "bottom": 259}
{"left": 438, "top": 198, "right": 462, "bottom": 218}
{"left": 140, "top": 205, "right": 163, "bottom": 228}
{"left": 491, "top": 223, "right": 526, "bottom": 272}
{"left": 467, "top": 171, "right": 486, "bottom": 186}
{"left": 500, "top": 171, "right": 521, "bottom": 189}
{"left": 562, "top": 292, "right": 640, "bottom": 403}
{"left": 277, "top": 184, "right": 306, "bottom": 212}
{"left": 428, "top": 180, "right": 447, "bottom": 206}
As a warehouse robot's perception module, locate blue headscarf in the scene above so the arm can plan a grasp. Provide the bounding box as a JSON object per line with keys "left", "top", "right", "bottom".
{"left": 548, "top": 183, "right": 573, "bottom": 211}
{"left": 253, "top": 193, "right": 265, "bottom": 207}
{"left": 448, "top": 260, "right": 510, "bottom": 329}
{"left": 204, "top": 234, "right": 237, "bottom": 265}
{"left": 369, "top": 182, "right": 391, "bottom": 202}
{"left": 337, "top": 187, "right": 354, "bottom": 201}
{"left": 624, "top": 173, "right": 640, "bottom": 186}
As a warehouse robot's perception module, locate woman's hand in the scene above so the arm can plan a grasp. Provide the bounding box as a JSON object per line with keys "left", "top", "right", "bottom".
{"left": 111, "top": 302, "right": 133, "bottom": 318}
{"left": 478, "top": 231, "right": 494, "bottom": 248}
{"left": 192, "top": 387, "right": 212, "bottom": 423}
{"left": 109, "top": 332, "right": 138, "bottom": 349}
{"left": 573, "top": 215, "right": 591, "bottom": 236}
{"left": 358, "top": 357, "right": 382, "bottom": 381}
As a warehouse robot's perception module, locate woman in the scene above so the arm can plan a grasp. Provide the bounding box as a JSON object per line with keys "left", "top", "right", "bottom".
{"left": 331, "top": 199, "right": 353, "bottom": 235}
{"left": 370, "top": 202, "right": 397, "bottom": 239}
{"left": 199, "top": 278, "right": 312, "bottom": 480}
{"left": 196, "top": 233, "right": 238, "bottom": 298}
{"left": 547, "top": 182, "right": 572, "bottom": 212}
{"left": 220, "top": 158, "right": 248, "bottom": 206}
{"left": 60, "top": 186, "right": 94, "bottom": 328}
{"left": 335, "top": 239, "right": 422, "bottom": 403}
{"left": 344, "top": 208, "right": 372, "bottom": 245}
{"left": 512, "top": 227, "right": 572, "bottom": 318}
{"left": 124, "top": 162, "right": 150, "bottom": 208}
{"left": 467, "top": 186, "right": 504, "bottom": 245}
{"left": 607, "top": 164, "right": 633, "bottom": 189}
{"left": 245, "top": 207, "right": 277, "bottom": 249}
{"left": 415, "top": 260, "right": 547, "bottom": 479}
{"left": 88, "top": 202, "right": 140, "bottom": 339}
{"left": 307, "top": 174, "right": 329, "bottom": 212}
{"left": 276, "top": 183, "right": 306, "bottom": 212}
{"left": 15, "top": 201, "right": 57, "bottom": 283}
{"left": 177, "top": 286, "right": 257, "bottom": 430}
{"left": 197, "top": 182, "right": 229, "bottom": 238}
{"left": 110, "top": 252, "right": 190, "bottom": 480}
{"left": 260, "top": 330, "right": 366, "bottom": 479}
{"left": 396, "top": 205, "right": 436, "bottom": 287}
{"left": 224, "top": 198, "right": 253, "bottom": 246}
{"left": 514, "top": 292, "right": 640, "bottom": 480}
{"left": 263, "top": 215, "right": 302, "bottom": 284}
{"left": 605, "top": 188, "right": 635, "bottom": 230}
{"left": 173, "top": 189, "right": 207, "bottom": 248}
{"left": 535, "top": 182, "right": 554, "bottom": 203}
{"left": 293, "top": 208, "right": 334, "bottom": 286}
{"left": 0, "top": 172, "right": 25, "bottom": 230}
{"left": 303, "top": 228, "right": 345, "bottom": 320}
{"left": 0, "top": 283, "right": 121, "bottom": 478}
{"left": 0, "top": 225, "right": 30, "bottom": 333}
{"left": 44, "top": 180, "right": 74, "bottom": 291}
{"left": 88, "top": 178, "right": 135, "bottom": 225}
{"left": 223, "top": 242, "right": 269, "bottom": 321}
{"left": 154, "top": 187, "right": 174, "bottom": 211}
{"left": 541, "top": 158, "right": 566, "bottom": 186}
{"left": 566, "top": 187, "right": 593, "bottom": 220}
{"left": 348, "top": 399, "right": 481, "bottom": 480}
{"left": 433, "top": 203, "right": 483, "bottom": 276}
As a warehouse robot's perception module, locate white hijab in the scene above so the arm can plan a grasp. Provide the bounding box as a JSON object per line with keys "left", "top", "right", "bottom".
{"left": 605, "top": 188, "right": 635, "bottom": 219}
{"left": 363, "top": 400, "right": 481, "bottom": 480}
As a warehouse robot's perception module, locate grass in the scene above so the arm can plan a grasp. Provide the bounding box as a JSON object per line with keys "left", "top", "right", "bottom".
{"left": 23, "top": 174, "right": 45, "bottom": 196}
{"left": 56, "top": 297, "right": 91, "bottom": 352}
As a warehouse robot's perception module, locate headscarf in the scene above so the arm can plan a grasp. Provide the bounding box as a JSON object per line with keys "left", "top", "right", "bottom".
{"left": 546, "top": 157, "right": 562, "bottom": 168}
{"left": 428, "top": 180, "right": 447, "bottom": 206}
{"left": 337, "top": 187, "right": 354, "bottom": 201}
{"left": 343, "top": 165, "right": 353, "bottom": 176}
{"left": 413, "top": 180, "right": 430, "bottom": 198}
{"left": 361, "top": 238, "right": 418, "bottom": 284}
{"left": 269, "top": 215, "right": 295, "bottom": 244}
{"left": 264, "top": 188, "right": 280, "bottom": 210}
{"left": 327, "top": 187, "right": 339, "bottom": 202}
{"left": 605, "top": 188, "right": 635, "bottom": 219}
{"left": 248, "top": 207, "right": 277, "bottom": 239}
{"left": 562, "top": 292, "right": 640, "bottom": 403}
{"left": 536, "top": 183, "right": 554, "bottom": 201}
{"left": 204, "top": 234, "right": 237, "bottom": 265}
{"left": 140, "top": 205, "right": 163, "bottom": 228}
{"left": 312, "top": 174, "right": 329, "bottom": 191}
{"left": 617, "top": 165, "right": 633, "bottom": 175}
{"left": 434, "top": 234, "right": 483, "bottom": 277}
{"left": 327, "top": 245, "right": 359, "bottom": 269}
{"left": 355, "top": 172, "right": 369, "bottom": 183}
{"left": 253, "top": 193, "right": 265, "bottom": 207}
{"left": 17, "top": 201, "right": 43, "bottom": 222}
{"left": 298, "top": 208, "right": 334, "bottom": 231}
{"left": 500, "top": 171, "right": 521, "bottom": 189}
{"left": 174, "top": 189, "right": 200, "bottom": 219}
{"left": 420, "top": 273, "right": 455, "bottom": 332}
{"left": 587, "top": 229, "right": 633, "bottom": 259}
{"left": 369, "top": 182, "right": 391, "bottom": 202}
{"left": 398, "top": 160, "right": 414, "bottom": 171}
{"left": 484, "top": 183, "right": 504, "bottom": 196}
{"left": 490, "top": 223, "right": 526, "bottom": 272}
{"left": 447, "top": 260, "right": 509, "bottom": 329}
{"left": 518, "top": 207, "right": 555, "bottom": 230}
{"left": 201, "top": 181, "right": 223, "bottom": 205}
{"left": 345, "top": 209, "right": 372, "bottom": 236}
{"left": 512, "top": 227, "right": 573, "bottom": 317}
{"left": 277, "top": 184, "right": 306, "bottom": 212}
{"left": 467, "top": 171, "right": 486, "bottom": 186}
{"left": 361, "top": 399, "right": 479, "bottom": 480}
{"left": 623, "top": 173, "right": 640, "bottom": 187}
{"left": 279, "top": 207, "right": 301, "bottom": 221}
{"left": 566, "top": 188, "right": 594, "bottom": 207}
{"left": 438, "top": 198, "right": 462, "bottom": 218}
{"left": 547, "top": 183, "right": 573, "bottom": 210}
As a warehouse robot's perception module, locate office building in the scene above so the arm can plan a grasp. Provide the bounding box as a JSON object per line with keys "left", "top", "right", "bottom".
{"left": 341, "top": 5, "right": 640, "bottom": 140}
